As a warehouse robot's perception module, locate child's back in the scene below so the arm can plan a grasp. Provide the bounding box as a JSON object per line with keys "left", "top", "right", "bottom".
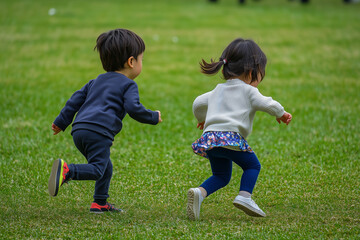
{"left": 48, "top": 28, "right": 162, "bottom": 213}
{"left": 187, "top": 38, "right": 292, "bottom": 220}
{"left": 194, "top": 79, "right": 284, "bottom": 139}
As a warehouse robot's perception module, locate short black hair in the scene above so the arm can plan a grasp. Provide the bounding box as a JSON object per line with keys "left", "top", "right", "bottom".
{"left": 200, "top": 38, "right": 267, "bottom": 83}
{"left": 94, "top": 28, "right": 145, "bottom": 72}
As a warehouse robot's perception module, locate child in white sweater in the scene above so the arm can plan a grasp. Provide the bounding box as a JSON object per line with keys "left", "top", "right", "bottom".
{"left": 187, "top": 38, "right": 292, "bottom": 220}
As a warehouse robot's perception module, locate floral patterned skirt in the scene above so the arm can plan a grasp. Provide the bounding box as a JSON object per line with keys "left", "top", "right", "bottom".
{"left": 192, "top": 131, "right": 253, "bottom": 158}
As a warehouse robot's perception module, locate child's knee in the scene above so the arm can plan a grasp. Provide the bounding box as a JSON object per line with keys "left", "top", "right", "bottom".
{"left": 248, "top": 154, "right": 261, "bottom": 171}
{"left": 93, "top": 168, "right": 104, "bottom": 180}
{"left": 256, "top": 162, "right": 261, "bottom": 171}
{"left": 92, "top": 160, "right": 113, "bottom": 180}
{"left": 218, "top": 174, "right": 231, "bottom": 187}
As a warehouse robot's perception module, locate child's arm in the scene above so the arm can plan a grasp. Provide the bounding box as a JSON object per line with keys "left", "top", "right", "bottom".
{"left": 276, "top": 111, "right": 292, "bottom": 125}
{"left": 249, "top": 88, "right": 285, "bottom": 119}
{"left": 53, "top": 81, "right": 92, "bottom": 132}
{"left": 123, "top": 82, "right": 160, "bottom": 125}
{"left": 193, "top": 92, "right": 211, "bottom": 126}
{"left": 250, "top": 89, "right": 292, "bottom": 125}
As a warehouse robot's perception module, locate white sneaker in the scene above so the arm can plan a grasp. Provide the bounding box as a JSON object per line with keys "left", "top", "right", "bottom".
{"left": 187, "top": 188, "right": 203, "bottom": 220}
{"left": 233, "top": 195, "right": 266, "bottom": 217}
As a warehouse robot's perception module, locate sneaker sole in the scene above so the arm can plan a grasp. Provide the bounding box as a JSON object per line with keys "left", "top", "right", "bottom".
{"left": 233, "top": 200, "right": 266, "bottom": 217}
{"left": 90, "top": 208, "right": 124, "bottom": 214}
{"left": 48, "top": 159, "right": 62, "bottom": 197}
{"left": 187, "top": 188, "right": 200, "bottom": 220}
{"left": 90, "top": 209, "right": 104, "bottom": 214}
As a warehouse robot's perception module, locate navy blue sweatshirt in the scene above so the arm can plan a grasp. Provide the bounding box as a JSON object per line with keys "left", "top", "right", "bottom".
{"left": 54, "top": 72, "right": 159, "bottom": 140}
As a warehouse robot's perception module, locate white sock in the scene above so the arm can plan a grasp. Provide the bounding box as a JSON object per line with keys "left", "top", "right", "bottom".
{"left": 239, "top": 191, "right": 251, "bottom": 198}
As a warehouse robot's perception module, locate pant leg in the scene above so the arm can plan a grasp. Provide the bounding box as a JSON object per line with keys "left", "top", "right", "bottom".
{"left": 231, "top": 151, "right": 261, "bottom": 194}
{"left": 71, "top": 129, "right": 113, "bottom": 200}
{"left": 200, "top": 148, "right": 233, "bottom": 196}
{"left": 94, "top": 159, "right": 113, "bottom": 201}
{"left": 200, "top": 147, "right": 261, "bottom": 196}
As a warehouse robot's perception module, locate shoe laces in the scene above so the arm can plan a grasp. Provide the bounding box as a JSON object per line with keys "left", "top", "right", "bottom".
{"left": 106, "top": 202, "right": 119, "bottom": 211}
{"left": 106, "top": 203, "right": 114, "bottom": 209}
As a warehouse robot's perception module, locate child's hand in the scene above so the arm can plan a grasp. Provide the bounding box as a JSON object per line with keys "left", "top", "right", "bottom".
{"left": 197, "top": 122, "right": 205, "bottom": 130}
{"left": 52, "top": 123, "right": 62, "bottom": 135}
{"left": 156, "top": 111, "right": 162, "bottom": 123}
{"left": 276, "top": 112, "right": 292, "bottom": 125}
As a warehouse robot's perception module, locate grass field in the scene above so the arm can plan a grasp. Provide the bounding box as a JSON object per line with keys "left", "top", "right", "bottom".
{"left": 1, "top": 0, "right": 359, "bottom": 239}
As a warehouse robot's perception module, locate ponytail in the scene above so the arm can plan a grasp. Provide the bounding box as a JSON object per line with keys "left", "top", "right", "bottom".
{"left": 200, "top": 58, "right": 225, "bottom": 75}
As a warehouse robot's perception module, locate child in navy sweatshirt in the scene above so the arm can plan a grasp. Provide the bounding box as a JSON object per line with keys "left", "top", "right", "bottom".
{"left": 48, "top": 28, "right": 162, "bottom": 213}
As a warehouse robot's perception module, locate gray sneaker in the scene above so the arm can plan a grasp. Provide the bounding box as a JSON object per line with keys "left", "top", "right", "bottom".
{"left": 233, "top": 195, "right": 266, "bottom": 217}
{"left": 187, "top": 188, "right": 202, "bottom": 220}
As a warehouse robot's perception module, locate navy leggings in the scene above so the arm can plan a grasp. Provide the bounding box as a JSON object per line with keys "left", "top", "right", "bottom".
{"left": 69, "top": 130, "right": 113, "bottom": 201}
{"left": 200, "top": 147, "right": 261, "bottom": 196}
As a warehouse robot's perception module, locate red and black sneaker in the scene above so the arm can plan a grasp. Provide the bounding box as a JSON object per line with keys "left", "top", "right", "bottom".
{"left": 90, "top": 202, "right": 123, "bottom": 213}
{"left": 48, "top": 159, "right": 71, "bottom": 197}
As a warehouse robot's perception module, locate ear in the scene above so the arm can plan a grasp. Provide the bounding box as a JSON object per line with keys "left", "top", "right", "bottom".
{"left": 247, "top": 71, "right": 252, "bottom": 81}
{"left": 126, "top": 56, "right": 135, "bottom": 68}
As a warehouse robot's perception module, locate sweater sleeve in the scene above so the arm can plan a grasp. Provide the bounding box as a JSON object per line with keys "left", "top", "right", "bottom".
{"left": 53, "top": 81, "right": 92, "bottom": 131}
{"left": 249, "top": 88, "right": 285, "bottom": 118}
{"left": 192, "top": 92, "right": 211, "bottom": 123}
{"left": 123, "top": 82, "right": 159, "bottom": 125}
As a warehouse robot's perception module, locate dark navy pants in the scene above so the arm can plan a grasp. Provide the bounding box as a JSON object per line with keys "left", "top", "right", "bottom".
{"left": 200, "top": 147, "right": 261, "bottom": 196}
{"left": 69, "top": 130, "right": 113, "bottom": 201}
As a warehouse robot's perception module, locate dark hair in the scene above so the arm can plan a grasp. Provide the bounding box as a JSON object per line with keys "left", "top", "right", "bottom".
{"left": 200, "top": 38, "right": 267, "bottom": 83}
{"left": 94, "top": 28, "right": 145, "bottom": 72}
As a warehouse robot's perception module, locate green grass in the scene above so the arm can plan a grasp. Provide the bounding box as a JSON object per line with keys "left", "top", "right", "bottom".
{"left": 1, "top": 0, "right": 359, "bottom": 238}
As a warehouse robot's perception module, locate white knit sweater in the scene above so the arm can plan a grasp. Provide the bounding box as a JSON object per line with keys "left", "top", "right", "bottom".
{"left": 193, "top": 79, "right": 285, "bottom": 139}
